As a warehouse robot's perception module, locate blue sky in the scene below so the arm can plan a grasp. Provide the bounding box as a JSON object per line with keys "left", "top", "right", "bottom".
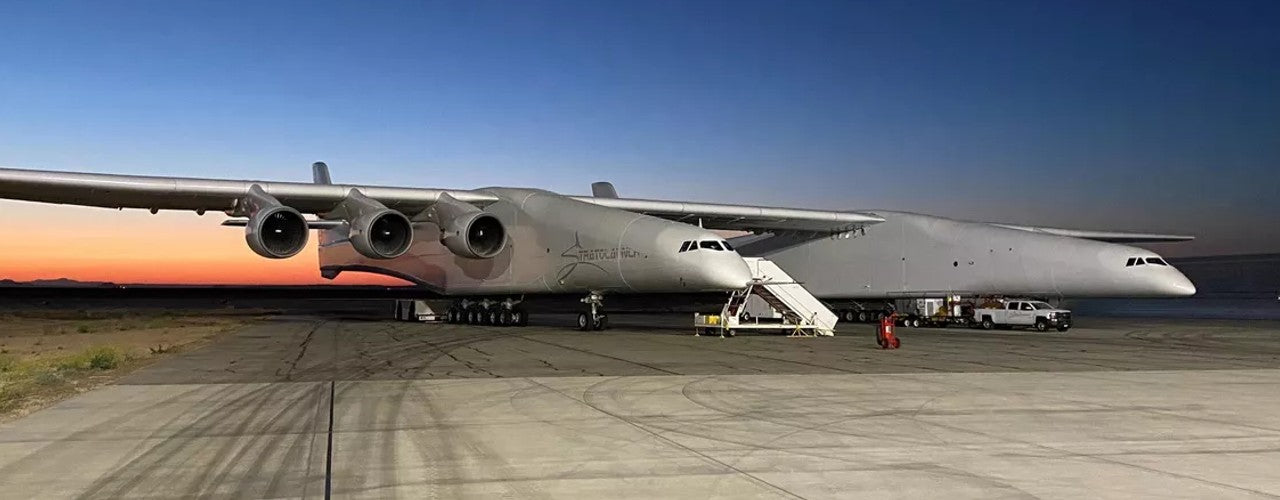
{"left": 1, "top": 0, "right": 1277, "bottom": 256}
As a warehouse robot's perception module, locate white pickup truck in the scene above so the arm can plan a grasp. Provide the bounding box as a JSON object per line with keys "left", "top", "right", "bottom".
{"left": 974, "top": 300, "right": 1072, "bottom": 332}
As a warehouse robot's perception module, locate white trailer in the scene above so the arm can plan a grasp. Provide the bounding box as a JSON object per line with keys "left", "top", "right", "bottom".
{"left": 393, "top": 299, "right": 448, "bottom": 322}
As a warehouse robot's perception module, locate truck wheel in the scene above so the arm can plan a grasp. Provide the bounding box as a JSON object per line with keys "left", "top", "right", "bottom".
{"left": 981, "top": 317, "right": 994, "bottom": 330}
{"left": 1034, "top": 319, "right": 1049, "bottom": 332}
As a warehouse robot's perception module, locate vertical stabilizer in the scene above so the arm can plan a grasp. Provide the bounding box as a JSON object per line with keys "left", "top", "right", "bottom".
{"left": 312, "top": 161, "right": 340, "bottom": 279}
{"left": 312, "top": 162, "right": 332, "bottom": 185}
{"left": 591, "top": 181, "right": 619, "bottom": 198}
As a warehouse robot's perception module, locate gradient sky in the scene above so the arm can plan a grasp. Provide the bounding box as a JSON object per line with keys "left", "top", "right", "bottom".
{"left": 1, "top": 0, "right": 1277, "bottom": 284}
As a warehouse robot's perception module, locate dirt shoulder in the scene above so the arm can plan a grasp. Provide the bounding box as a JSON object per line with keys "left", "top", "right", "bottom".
{"left": 0, "top": 310, "right": 262, "bottom": 422}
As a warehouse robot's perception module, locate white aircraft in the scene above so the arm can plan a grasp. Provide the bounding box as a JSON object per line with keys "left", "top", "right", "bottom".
{"left": 0, "top": 163, "right": 1195, "bottom": 329}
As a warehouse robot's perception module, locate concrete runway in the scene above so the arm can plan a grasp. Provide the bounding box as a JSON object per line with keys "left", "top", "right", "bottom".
{"left": 2, "top": 315, "right": 1279, "bottom": 499}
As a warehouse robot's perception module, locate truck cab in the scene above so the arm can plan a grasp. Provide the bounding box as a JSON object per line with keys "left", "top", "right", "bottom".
{"left": 975, "top": 299, "right": 1071, "bottom": 332}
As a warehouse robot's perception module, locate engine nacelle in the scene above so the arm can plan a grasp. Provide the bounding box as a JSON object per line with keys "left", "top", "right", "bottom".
{"left": 427, "top": 193, "right": 507, "bottom": 259}
{"left": 441, "top": 212, "right": 506, "bottom": 259}
{"left": 348, "top": 209, "right": 414, "bottom": 259}
{"left": 245, "top": 206, "right": 309, "bottom": 259}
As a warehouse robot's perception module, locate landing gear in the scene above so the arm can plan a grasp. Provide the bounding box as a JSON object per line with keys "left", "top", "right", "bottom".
{"left": 445, "top": 298, "right": 530, "bottom": 327}
{"left": 578, "top": 292, "right": 609, "bottom": 331}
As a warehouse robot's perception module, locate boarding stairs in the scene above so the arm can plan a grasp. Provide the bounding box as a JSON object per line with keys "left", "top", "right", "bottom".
{"left": 696, "top": 257, "right": 839, "bottom": 336}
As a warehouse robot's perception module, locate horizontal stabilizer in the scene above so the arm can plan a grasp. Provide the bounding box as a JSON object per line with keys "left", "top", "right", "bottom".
{"left": 992, "top": 224, "right": 1194, "bottom": 243}
{"left": 574, "top": 196, "right": 883, "bottom": 233}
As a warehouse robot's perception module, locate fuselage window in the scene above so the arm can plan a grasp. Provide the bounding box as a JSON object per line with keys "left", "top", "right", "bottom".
{"left": 1125, "top": 257, "right": 1136, "bottom": 267}
{"left": 721, "top": 240, "right": 735, "bottom": 251}
{"left": 699, "top": 240, "right": 724, "bottom": 251}
{"left": 679, "top": 241, "right": 691, "bottom": 253}
{"left": 1146, "top": 257, "right": 1168, "bottom": 266}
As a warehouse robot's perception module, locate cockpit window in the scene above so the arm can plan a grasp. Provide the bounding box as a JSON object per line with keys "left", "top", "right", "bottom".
{"left": 1145, "top": 257, "right": 1168, "bottom": 266}
{"left": 1125, "top": 257, "right": 1137, "bottom": 267}
{"left": 721, "top": 240, "right": 735, "bottom": 251}
{"left": 678, "top": 241, "right": 692, "bottom": 253}
{"left": 699, "top": 240, "right": 724, "bottom": 251}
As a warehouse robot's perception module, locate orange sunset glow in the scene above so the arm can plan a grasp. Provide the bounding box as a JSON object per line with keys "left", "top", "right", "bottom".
{"left": 0, "top": 200, "right": 408, "bottom": 285}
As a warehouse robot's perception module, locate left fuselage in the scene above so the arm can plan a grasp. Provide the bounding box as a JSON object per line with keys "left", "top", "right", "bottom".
{"left": 319, "top": 188, "right": 751, "bottom": 295}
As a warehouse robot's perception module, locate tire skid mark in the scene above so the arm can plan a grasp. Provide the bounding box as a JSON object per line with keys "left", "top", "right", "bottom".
{"left": 75, "top": 382, "right": 321, "bottom": 499}
{"left": 528, "top": 377, "right": 807, "bottom": 500}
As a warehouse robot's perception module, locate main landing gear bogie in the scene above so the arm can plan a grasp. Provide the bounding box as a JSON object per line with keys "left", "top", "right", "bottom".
{"left": 446, "top": 299, "right": 529, "bottom": 328}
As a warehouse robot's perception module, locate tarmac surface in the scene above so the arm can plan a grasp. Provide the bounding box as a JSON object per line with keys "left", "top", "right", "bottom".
{"left": 2, "top": 314, "right": 1280, "bottom": 499}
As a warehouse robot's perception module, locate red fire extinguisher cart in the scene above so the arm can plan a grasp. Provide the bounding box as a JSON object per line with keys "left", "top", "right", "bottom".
{"left": 877, "top": 314, "right": 902, "bottom": 349}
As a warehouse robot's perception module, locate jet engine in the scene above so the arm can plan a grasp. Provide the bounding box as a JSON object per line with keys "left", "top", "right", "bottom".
{"left": 245, "top": 205, "right": 309, "bottom": 259}
{"left": 349, "top": 209, "right": 414, "bottom": 259}
{"left": 426, "top": 193, "right": 506, "bottom": 259}
{"left": 332, "top": 189, "right": 414, "bottom": 260}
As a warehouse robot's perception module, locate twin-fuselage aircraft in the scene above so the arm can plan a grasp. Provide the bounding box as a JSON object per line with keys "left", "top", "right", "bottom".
{"left": 0, "top": 163, "right": 1195, "bottom": 330}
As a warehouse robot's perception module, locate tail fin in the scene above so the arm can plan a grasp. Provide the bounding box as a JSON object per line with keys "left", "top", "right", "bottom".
{"left": 591, "top": 181, "right": 618, "bottom": 198}
{"left": 312, "top": 161, "right": 341, "bottom": 279}
{"left": 312, "top": 162, "right": 332, "bottom": 185}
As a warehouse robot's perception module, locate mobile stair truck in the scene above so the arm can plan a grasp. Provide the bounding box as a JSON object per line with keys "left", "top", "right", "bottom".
{"left": 694, "top": 257, "right": 838, "bottom": 337}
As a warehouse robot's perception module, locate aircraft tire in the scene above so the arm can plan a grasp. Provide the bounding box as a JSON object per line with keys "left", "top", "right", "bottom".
{"left": 593, "top": 314, "right": 609, "bottom": 331}
{"left": 513, "top": 308, "right": 528, "bottom": 327}
{"left": 500, "top": 310, "right": 513, "bottom": 326}
{"left": 577, "top": 312, "right": 592, "bottom": 331}
{"left": 857, "top": 311, "right": 868, "bottom": 322}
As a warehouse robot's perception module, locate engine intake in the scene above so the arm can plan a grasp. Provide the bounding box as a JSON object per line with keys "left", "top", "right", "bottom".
{"left": 245, "top": 206, "right": 309, "bottom": 259}
{"left": 349, "top": 209, "right": 413, "bottom": 259}
{"left": 427, "top": 193, "right": 507, "bottom": 259}
{"left": 441, "top": 212, "right": 506, "bottom": 259}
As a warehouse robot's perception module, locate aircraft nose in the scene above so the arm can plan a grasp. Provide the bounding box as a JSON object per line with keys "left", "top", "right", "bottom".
{"left": 1162, "top": 269, "right": 1197, "bottom": 297}
{"left": 693, "top": 256, "right": 752, "bottom": 290}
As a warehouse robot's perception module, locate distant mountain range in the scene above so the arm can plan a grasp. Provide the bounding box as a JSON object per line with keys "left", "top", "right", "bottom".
{"left": 0, "top": 278, "right": 119, "bottom": 288}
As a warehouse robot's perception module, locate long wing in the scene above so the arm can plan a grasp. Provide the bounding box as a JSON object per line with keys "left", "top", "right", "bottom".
{"left": 572, "top": 196, "right": 882, "bottom": 232}
{"left": 0, "top": 167, "right": 882, "bottom": 231}
{"left": 991, "top": 223, "right": 1194, "bottom": 243}
{"left": 0, "top": 167, "right": 498, "bottom": 216}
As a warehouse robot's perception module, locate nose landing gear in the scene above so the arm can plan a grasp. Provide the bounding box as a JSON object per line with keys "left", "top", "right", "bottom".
{"left": 578, "top": 292, "right": 609, "bottom": 331}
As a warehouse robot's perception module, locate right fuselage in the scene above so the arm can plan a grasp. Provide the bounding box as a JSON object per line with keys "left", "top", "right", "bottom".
{"left": 734, "top": 211, "right": 1196, "bottom": 299}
